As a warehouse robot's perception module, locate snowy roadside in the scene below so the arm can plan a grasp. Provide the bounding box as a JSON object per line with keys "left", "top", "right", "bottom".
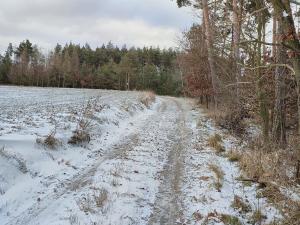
{"left": 181, "top": 103, "right": 282, "bottom": 225}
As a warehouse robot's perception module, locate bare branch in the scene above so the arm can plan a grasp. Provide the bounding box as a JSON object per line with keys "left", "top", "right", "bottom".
{"left": 240, "top": 63, "right": 295, "bottom": 75}
{"left": 225, "top": 82, "right": 253, "bottom": 87}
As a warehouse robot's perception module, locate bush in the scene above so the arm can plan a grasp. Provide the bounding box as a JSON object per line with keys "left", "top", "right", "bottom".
{"left": 36, "top": 130, "right": 61, "bottom": 150}
{"left": 68, "top": 129, "right": 90, "bottom": 145}
{"left": 215, "top": 108, "right": 246, "bottom": 136}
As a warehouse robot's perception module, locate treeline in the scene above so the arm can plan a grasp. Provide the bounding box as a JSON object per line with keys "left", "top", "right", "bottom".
{"left": 175, "top": 1, "right": 300, "bottom": 222}
{"left": 0, "top": 40, "right": 182, "bottom": 95}
{"left": 177, "top": 0, "right": 300, "bottom": 143}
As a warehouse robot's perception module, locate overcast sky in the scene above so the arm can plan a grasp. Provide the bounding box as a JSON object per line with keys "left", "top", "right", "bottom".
{"left": 0, "top": 0, "right": 195, "bottom": 53}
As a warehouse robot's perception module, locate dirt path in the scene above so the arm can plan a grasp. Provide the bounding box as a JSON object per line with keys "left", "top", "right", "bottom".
{"left": 147, "top": 98, "right": 191, "bottom": 225}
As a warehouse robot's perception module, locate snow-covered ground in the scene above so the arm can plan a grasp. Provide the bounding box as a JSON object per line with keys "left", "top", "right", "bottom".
{"left": 0, "top": 86, "right": 281, "bottom": 225}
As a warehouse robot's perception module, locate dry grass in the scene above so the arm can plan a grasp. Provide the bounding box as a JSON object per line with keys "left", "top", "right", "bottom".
{"left": 239, "top": 137, "right": 299, "bottom": 184}
{"left": 220, "top": 214, "right": 242, "bottom": 225}
{"left": 202, "top": 211, "right": 242, "bottom": 225}
{"left": 76, "top": 194, "right": 95, "bottom": 214}
{"left": 209, "top": 163, "right": 225, "bottom": 192}
{"left": 36, "top": 130, "right": 61, "bottom": 150}
{"left": 225, "top": 149, "right": 242, "bottom": 162}
{"left": 68, "top": 129, "right": 90, "bottom": 145}
{"left": 202, "top": 106, "right": 246, "bottom": 136}
{"left": 231, "top": 195, "right": 251, "bottom": 213}
{"left": 251, "top": 209, "right": 266, "bottom": 224}
{"left": 139, "top": 91, "right": 156, "bottom": 108}
{"left": 237, "top": 137, "right": 300, "bottom": 224}
{"left": 208, "top": 133, "right": 225, "bottom": 153}
{"left": 93, "top": 188, "right": 108, "bottom": 208}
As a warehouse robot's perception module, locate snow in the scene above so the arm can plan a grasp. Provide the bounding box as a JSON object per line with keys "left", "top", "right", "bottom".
{"left": 0, "top": 86, "right": 283, "bottom": 225}
{"left": 181, "top": 106, "right": 282, "bottom": 224}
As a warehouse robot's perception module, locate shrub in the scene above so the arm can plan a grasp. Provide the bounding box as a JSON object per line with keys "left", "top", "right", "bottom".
{"left": 215, "top": 108, "right": 246, "bottom": 136}
{"left": 36, "top": 130, "right": 61, "bottom": 150}
{"left": 68, "top": 129, "right": 90, "bottom": 145}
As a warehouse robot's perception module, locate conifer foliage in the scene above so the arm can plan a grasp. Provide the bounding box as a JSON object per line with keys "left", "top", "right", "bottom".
{"left": 0, "top": 41, "right": 181, "bottom": 96}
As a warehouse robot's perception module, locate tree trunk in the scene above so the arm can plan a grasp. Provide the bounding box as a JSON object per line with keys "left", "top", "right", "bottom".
{"left": 271, "top": 0, "right": 300, "bottom": 136}
{"left": 272, "top": 13, "right": 277, "bottom": 58}
{"left": 232, "top": 0, "right": 241, "bottom": 105}
{"left": 272, "top": 11, "right": 287, "bottom": 147}
{"left": 202, "top": 0, "right": 218, "bottom": 108}
{"left": 256, "top": 10, "right": 270, "bottom": 142}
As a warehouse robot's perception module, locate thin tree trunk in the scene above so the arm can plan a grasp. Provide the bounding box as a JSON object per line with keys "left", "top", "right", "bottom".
{"left": 256, "top": 10, "right": 270, "bottom": 142}
{"left": 272, "top": 13, "right": 277, "bottom": 59}
{"left": 202, "top": 0, "right": 218, "bottom": 107}
{"left": 272, "top": 11, "right": 287, "bottom": 146}
{"left": 232, "top": 0, "right": 241, "bottom": 105}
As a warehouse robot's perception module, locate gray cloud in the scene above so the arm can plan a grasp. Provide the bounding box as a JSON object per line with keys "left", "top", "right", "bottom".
{"left": 0, "top": 0, "right": 194, "bottom": 53}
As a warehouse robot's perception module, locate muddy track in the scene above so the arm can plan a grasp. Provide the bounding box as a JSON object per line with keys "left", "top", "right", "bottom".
{"left": 148, "top": 98, "right": 191, "bottom": 225}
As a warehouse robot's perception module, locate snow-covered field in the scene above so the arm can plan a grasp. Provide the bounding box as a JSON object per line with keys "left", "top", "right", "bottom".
{"left": 0, "top": 86, "right": 280, "bottom": 225}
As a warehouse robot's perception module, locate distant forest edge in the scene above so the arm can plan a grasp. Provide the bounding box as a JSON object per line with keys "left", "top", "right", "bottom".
{"left": 0, "top": 40, "right": 182, "bottom": 96}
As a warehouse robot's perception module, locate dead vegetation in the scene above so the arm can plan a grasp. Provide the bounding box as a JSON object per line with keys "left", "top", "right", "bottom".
{"left": 36, "top": 129, "right": 61, "bottom": 150}
{"left": 201, "top": 211, "right": 242, "bottom": 225}
{"left": 93, "top": 188, "right": 108, "bottom": 208}
{"left": 231, "top": 195, "right": 251, "bottom": 213}
{"left": 69, "top": 101, "right": 93, "bottom": 145}
{"left": 208, "top": 163, "right": 224, "bottom": 192}
{"left": 76, "top": 194, "right": 95, "bottom": 214}
{"left": 76, "top": 188, "right": 109, "bottom": 215}
{"left": 251, "top": 208, "right": 266, "bottom": 224}
{"left": 208, "top": 133, "right": 225, "bottom": 153}
{"left": 202, "top": 107, "right": 247, "bottom": 137}
{"left": 240, "top": 138, "right": 299, "bottom": 185}
{"left": 139, "top": 91, "right": 156, "bottom": 108}
{"left": 225, "top": 149, "right": 242, "bottom": 162}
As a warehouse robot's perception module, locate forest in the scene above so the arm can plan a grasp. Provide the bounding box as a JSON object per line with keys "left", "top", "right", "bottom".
{"left": 176, "top": 0, "right": 300, "bottom": 146}
{"left": 0, "top": 41, "right": 181, "bottom": 95}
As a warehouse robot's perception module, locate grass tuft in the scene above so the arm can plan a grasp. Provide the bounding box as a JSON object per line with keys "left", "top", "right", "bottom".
{"left": 231, "top": 195, "right": 251, "bottom": 213}
{"left": 208, "top": 133, "right": 225, "bottom": 153}
{"left": 209, "top": 163, "right": 224, "bottom": 192}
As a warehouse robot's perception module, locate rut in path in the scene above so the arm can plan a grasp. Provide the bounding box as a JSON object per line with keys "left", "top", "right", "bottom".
{"left": 148, "top": 99, "right": 191, "bottom": 225}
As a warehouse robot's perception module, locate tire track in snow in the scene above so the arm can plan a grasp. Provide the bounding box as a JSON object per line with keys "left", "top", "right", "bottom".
{"left": 148, "top": 98, "right": 192, "bottom": 225}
